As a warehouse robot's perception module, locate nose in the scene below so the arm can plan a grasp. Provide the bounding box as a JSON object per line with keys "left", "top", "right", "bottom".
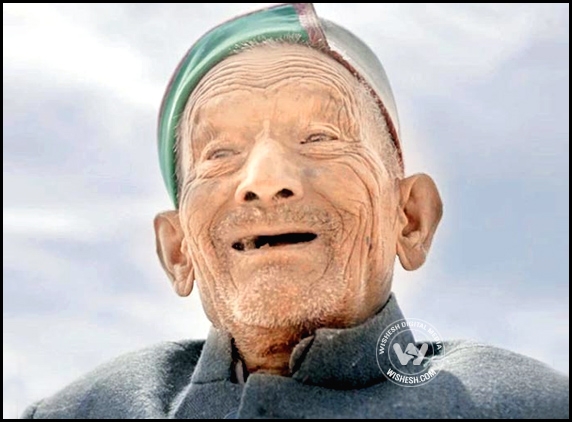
{"left": 234, "top": 140, "right": 304, "bottom": 206}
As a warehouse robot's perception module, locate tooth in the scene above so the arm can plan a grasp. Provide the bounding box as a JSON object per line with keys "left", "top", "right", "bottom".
{"left": 245, "top": 238, "right": 255, "bottom": 250}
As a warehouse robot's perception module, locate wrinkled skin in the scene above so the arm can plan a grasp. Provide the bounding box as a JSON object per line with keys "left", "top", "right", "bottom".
{"left": 155, "top": 44, "right": 442, "bottom": 375}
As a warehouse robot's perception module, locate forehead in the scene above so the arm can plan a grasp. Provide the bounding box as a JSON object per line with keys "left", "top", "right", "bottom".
{"left": 188, "top": 43, "right": 363, "bottom": 117}
{"left": 197, "top": 87, "right": 348, "bottom": 132}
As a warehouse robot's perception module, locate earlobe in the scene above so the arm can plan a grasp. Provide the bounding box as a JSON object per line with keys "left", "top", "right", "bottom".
{"left": 154, "top": 211, "right": 195, "bottom": 297}
{"left": 173, "top": 262, "right": 195, "bottom": 297}
{"left": 396, "top": 174, "right": 443, "bottom": 271}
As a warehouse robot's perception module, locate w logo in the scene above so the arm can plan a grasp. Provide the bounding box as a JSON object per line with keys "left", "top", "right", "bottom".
{"left": 393, "top": 343, "right": 428, "bottom": 366}
{"left": 377, "top": 319, "right": 443, "bottom": 386}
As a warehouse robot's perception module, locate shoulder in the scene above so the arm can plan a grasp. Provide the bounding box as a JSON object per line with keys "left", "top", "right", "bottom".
{"left": 21, "top": 340, "right": 205, "bottom": 419}
{"left": 433, "top": 340, "right": 569, "bottom": 419}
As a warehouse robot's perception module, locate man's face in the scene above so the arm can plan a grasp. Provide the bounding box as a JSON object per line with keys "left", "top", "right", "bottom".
{"left": 178, "top": 44, "right": 400, "bottom": 333}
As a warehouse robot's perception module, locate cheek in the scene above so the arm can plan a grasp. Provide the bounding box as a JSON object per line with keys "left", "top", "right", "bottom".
{"left": 180, "top": 179, "right": 231, "bottom": 253}
{"left": 307, "top": 154, "right": 397, "bottom": 254}
{"left": 308, "top": 155, "right": 382, "bottom": 214}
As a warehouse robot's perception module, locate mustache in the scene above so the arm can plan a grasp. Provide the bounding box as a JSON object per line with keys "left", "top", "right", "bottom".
{"left": 211, "top": 204, "right": 340, "bottom": 239}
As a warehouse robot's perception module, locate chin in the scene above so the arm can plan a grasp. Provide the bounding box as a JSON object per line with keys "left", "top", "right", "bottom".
{"left": 228, "top": 271, "right": 349, "bottom": 329}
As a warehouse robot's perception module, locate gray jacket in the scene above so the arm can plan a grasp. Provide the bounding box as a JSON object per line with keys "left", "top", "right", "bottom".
{"left": 22, "top": 295, "right": 569, "bottom": 418}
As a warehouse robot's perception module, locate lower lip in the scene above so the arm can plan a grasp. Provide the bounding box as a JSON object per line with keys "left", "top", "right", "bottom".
{"left": 234, "top": 240, "right": 318, "bottom": 255}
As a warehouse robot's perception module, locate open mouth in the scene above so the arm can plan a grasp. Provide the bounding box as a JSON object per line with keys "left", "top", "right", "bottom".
{"left": 232, "top": 232, "right": 318, "bottom": 252}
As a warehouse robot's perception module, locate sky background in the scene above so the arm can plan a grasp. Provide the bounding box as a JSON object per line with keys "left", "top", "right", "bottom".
{"left": 3, "top": 3, "right": 569, "bottom": 418}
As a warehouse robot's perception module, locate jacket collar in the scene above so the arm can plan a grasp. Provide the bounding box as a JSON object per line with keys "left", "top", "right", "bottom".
{"left": 191, "top": 294, "right": 415, "bottom": 389}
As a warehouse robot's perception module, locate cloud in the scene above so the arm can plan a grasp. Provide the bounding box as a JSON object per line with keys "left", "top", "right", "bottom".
{"left": 3, "top": 3, "right": 162, "bottom": 108}
{"left": 318, "top": 3, "right": 568, "bottom": 88}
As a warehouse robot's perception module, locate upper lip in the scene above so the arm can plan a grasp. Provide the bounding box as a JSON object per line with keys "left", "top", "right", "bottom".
{"left": 230, "top": 226, "right": 319, "bottom": 252}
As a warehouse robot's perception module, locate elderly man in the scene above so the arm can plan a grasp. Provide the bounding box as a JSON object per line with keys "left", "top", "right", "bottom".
{"left": 23, "top": 3, "right": 568, "bottom": 419}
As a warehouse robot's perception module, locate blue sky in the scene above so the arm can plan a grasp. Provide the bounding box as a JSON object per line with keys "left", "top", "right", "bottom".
{"left": 3, "top": 3, "right": 569, "bottom": 417}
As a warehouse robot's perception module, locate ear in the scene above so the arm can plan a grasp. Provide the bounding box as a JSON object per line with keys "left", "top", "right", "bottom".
{"left": 396, "top": 174, "right": 443, "bottom": 271}
{"left": 154, "top": 211, "right": 194, "bottom": 297}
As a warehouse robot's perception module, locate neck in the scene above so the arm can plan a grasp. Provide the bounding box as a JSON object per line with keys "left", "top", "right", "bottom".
{"left": 228, "top": 291, "right": 392, "bottom": 376}
{"left": 232, "top": 325, "right": 312, "bottom": 376}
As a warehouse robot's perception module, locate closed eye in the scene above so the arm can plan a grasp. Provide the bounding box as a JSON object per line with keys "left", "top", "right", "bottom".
{"left": 207, "top": 149, "right": 236, "bottom": 160}
{"left": 301, "top": 133, "right": 338, "bottom": 144}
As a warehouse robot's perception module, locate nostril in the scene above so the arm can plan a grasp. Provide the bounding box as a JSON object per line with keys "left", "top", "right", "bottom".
{"left": 275, "top": 189, "right": 294, "bottom": 199}
{"left": 244, "top": 191, "right": 258, "bottom": 202}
